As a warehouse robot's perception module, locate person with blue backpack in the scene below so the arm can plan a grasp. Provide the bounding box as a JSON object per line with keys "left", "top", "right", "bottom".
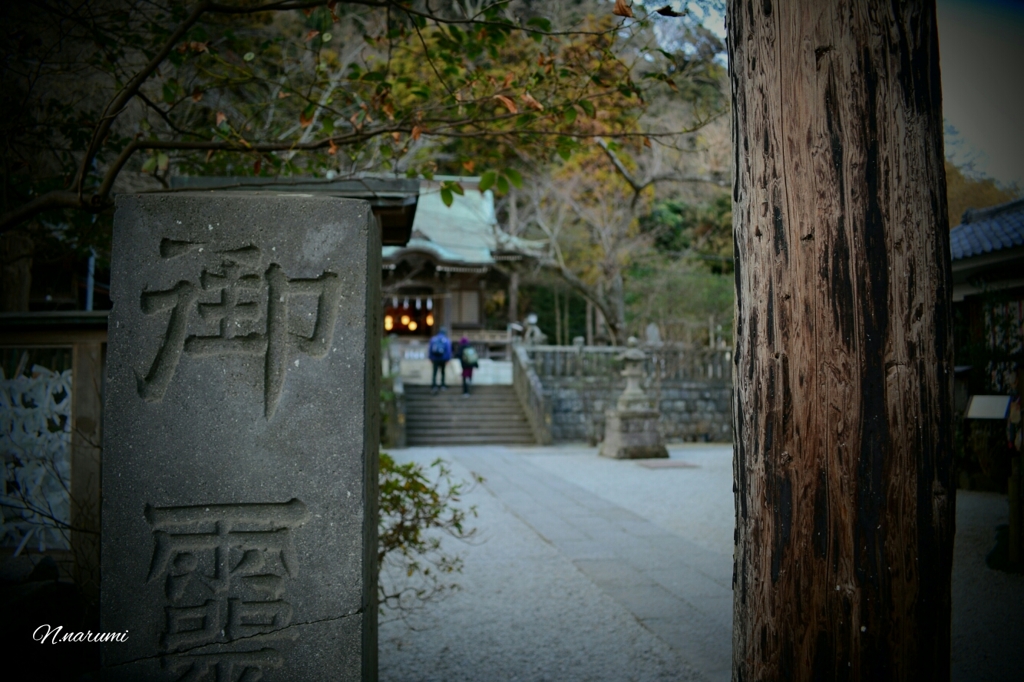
{"left": 428, "top": 327, "right": 452, "bottom": 394}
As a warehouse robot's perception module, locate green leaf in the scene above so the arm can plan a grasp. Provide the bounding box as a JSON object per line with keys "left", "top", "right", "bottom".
{"left": 563, "top": 106, "right": 577, "bottom": 125}
{"left": 496, "top": 175, "right": 509, "bottom": 194}
{"left": 442, "top": 180, "right": 464, "bottom": 196}
{"left": 141, "top": 156, "right": 157, "bottom": 173}
{"left": 162, "top": 81, "right": 177, "bottom": 104}
{"left": 156, "top": 152, "right": 169, "bottom": 171}
{"left": 440, "top": 187, "right": 453, "bottom": 207}
{"left": 243, "top": 51, "right": 255, "bottom": 61}
{"left": 504, "top": 168, "right": 523, "bottom": 189}
{"left": 526, "top": 17, "right": 552, "bottom": 32}
{"left": 579, "top": 99, "right": 596, "bottom": 118}
{"left": 478, "top": 170, "right": 497, "bottom": 192}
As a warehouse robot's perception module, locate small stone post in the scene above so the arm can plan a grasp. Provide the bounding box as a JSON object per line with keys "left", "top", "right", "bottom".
{"left": 599, "top": 337, "right": 668, "bottom": 459}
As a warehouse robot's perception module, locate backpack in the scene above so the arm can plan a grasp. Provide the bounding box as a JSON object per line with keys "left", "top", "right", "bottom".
{"left": 463, "top": 346, "right": 479, "bottom": 366}
{"left": 429, "top": 336, "right": 447, "bottom": 359}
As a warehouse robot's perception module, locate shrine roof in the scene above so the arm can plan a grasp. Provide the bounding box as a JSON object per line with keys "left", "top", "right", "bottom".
{"left": 950, "top": 198, "right": 1024, "bottom": 260}
{"left": 382, "top": 180, "right": 497, "bottom": 265}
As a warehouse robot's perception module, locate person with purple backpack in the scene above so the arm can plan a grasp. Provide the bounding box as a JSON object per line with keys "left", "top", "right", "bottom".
{"left": 459, "top": 336, "right": 479, "bottom": 397}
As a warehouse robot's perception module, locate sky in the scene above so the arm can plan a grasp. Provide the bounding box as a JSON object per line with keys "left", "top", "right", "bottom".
{"left": 658, "top": 0, "right": 1024, "bottom": 189}
{"left": 936, "top": 0, "right": 1024, "bottom": 187}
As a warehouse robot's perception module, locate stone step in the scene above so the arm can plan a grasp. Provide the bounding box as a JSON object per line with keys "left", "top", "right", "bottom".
{"left": 405, "top": 397, "right": 520, "bottom": 402}
{"left": 406, "top": 434, "right": 536, "bottom": 445}
{"left": 403, "top": 384, "right": 536, "bottom": 445}
{"left": 404, "top": 386, "right": 515, "bottom": 393}
{"left": 407, "top": 421, "right": 532, "bottom": 432}
{"left": 403, "top": 411, "right": 528, "bottom": 421}
{"left": 407, "top": 413, "right": 525, "bottom": 421}
{"left": 405, "top": 386, "right": 515, "bottom": 391}
{"left": 405, "top": 407, "right": 526, "bottom": 416}
{"left": 405, "top": 398, "right": 522, "bottom": 407}
{"left": 404, "top": 398, "right": 520, "bottom": 405}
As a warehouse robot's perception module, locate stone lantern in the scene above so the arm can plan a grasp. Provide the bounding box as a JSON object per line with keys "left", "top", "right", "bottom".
{"left": 599, "top": 337, "right": 668, "bottom": 459}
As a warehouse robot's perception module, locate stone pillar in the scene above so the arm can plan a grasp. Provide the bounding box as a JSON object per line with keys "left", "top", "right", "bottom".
{"left": 599, "top": 337, "right": 667, "bottom": 459}
{"left": 101, "top": 193, "right": 379, "bottom": 680}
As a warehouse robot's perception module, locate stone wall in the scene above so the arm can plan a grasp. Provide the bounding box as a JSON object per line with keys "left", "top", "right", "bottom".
{"left": 543, "top": 375, "right": 732, "bottom": 444}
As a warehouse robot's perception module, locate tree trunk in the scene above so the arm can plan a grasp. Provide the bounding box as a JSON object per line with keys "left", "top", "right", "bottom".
{"left": 564, "top": 290, "right": 572, "bottom": 343}
{"left": 509, "top": 271, "right": 519, "bottom": 324}
{"left": 728, "top": 1, "right": 955, "bottom": 680}
{"left": 554, "top": 285, "right": 562, "bottom": 345}
{"left": 0, "top": 232, "right": 33, "bottom": 312}
{"left": 586, "top": 299, "right": 594, "bottom": 345}
{"left": 608, "top": 272, "right": 627, "bottom": 345}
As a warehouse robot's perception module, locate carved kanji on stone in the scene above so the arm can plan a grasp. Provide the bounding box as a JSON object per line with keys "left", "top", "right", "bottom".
{"left": 145, "top": 499, "right": 310, "bottom": 679}
{"left": 137, "top": 240, "right": 341, "bottom": 417}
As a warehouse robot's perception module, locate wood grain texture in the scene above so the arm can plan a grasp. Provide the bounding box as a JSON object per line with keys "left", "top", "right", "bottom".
{"left": 728, "top": 1, "right": 955, "bottom": 679}
{"left": 71, "top": 341, "right": 103, "bottom": 602}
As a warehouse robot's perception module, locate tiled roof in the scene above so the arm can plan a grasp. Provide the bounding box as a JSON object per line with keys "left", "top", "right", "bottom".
{"left": 950, "top": 198, "right": 1024, "bottom": 260}
{"left": 382, "top": 182, "right": 496, "bottom": 264}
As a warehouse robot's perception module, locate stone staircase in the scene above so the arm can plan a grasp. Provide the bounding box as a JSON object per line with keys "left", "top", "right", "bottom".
{"left": 404, "top": 384, "right": 536, "bottom": 446}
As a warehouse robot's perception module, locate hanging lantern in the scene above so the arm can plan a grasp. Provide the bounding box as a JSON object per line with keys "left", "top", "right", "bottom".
{"left": 426, "top": 298, "right": 433, "bottom": 310}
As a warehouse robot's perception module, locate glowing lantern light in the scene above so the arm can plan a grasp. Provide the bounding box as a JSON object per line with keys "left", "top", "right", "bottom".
{"left": 408, "top": 321, "right": 418, "bottom": 331}
{"left": 426, "top": 313, "right": 434, "bottom": 327}
{"left": 384, "top": 315, "right": 394, "bottom": 331}
{"left": 400, "top": 315, "right": 411, "bottom": 326}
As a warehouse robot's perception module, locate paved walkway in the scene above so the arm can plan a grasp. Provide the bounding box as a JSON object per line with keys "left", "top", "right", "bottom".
{"left": 379, "top": 444, "right": 1024, "bottom": 682}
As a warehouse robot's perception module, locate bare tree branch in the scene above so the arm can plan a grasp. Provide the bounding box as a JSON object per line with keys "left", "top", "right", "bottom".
{"left": 74, "top": 0, "right": 214, "bottom": 197}
{"left": 597, "top": 137, "right": 729, "bottom": 208}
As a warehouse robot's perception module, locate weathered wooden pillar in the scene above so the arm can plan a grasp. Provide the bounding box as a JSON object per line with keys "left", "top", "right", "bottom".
{"left": 71, "top": 339, "right": 103, "bottom": 603}
{"left": 728, "top": 0, "right": 955, "bottom": 679}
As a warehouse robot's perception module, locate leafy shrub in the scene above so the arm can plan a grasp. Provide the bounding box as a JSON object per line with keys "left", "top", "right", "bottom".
{"left": 378, "top": 453, "right": 482, "bottom": 619}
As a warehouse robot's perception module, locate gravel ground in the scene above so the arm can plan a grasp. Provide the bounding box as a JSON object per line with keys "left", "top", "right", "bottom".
{"left": 520, "top": 444, "right": 735, "bottom": 557}
{"left": 379, "top": 448, "right": 696, "bottom": 682}
{"left": 379, "top": 444, "right": 1024, "bottom": 682}
{"left": 951, "top": 490, "right": 1024, "bottom": 682}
